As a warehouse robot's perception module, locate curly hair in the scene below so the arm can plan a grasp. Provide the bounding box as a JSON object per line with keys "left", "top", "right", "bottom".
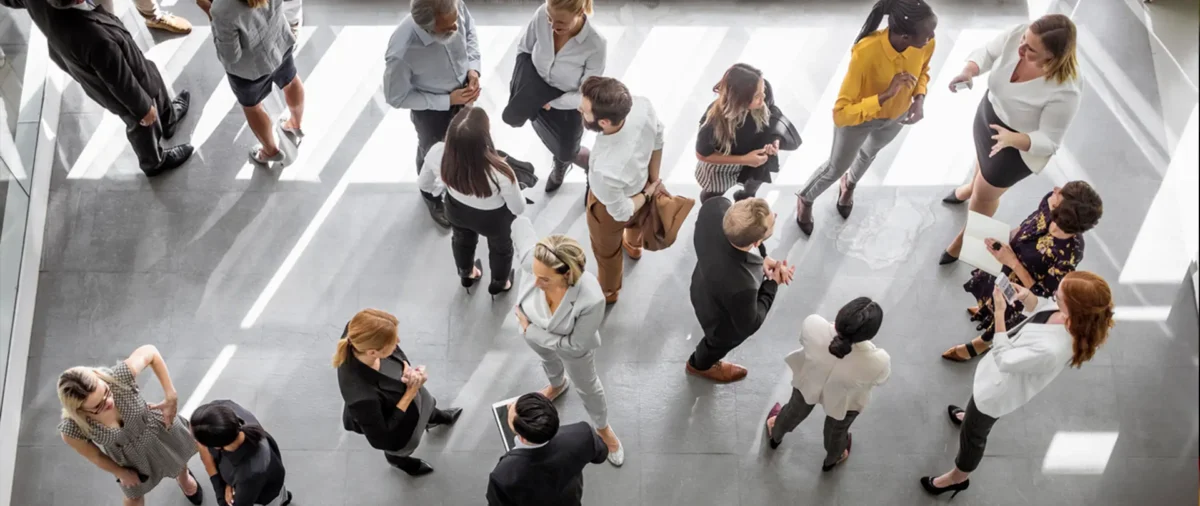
{"left": 1051, "top": 181, "right": 1103, "bottom": 235}
{"left": 1058, "top": 271, "right": 1114, "bottom": 368}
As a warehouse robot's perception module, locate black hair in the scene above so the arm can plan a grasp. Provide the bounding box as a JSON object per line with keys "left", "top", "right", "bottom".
{"left": 511, "top": 393, "right": 559, "bottom": 445}
{"left": 829, "top": 297, "right": 885, "bottom": 359}
{"left": 855, "top": 0, "right": 937, "bottom": 44}
{"left": 190, "top": 402, "right": 268, "bottom": 449}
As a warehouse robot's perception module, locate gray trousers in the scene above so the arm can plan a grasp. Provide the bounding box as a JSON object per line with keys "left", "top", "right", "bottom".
{"left": 771, "top": 388, "right": 859, "bottom": 466}
{"left": 798, "top": 118, "right": 904, "bottom": 202}
{"left": 524, "top": 337, "right": 609, "bottom": 428}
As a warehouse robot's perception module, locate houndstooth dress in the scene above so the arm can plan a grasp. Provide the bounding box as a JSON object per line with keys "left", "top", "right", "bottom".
{"left": 58, "top": 362, "right": 198, "bottom": 499}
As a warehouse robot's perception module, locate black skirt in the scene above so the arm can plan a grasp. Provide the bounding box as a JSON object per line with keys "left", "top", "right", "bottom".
{"left": 974, "top": 92, "right": 1032, "bottom": 189}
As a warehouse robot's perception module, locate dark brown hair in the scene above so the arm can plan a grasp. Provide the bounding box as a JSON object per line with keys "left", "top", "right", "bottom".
{"left": 703, "top": 63, "right": 769, "bottom": 155}
{"left": 440, "top": 107, "right": 515, "bottom": 199}
{"left": 1051, "top": 181, "right": 1102, "bottom": 235}
{"left": 580, "top": 76, "right": 633, "bottom": 125}
{"left": 1058, "top": 271, "right": 1114, "bottom": 368}
{"left": 1030, "top": 14, "right": 1079, "bottom": 84}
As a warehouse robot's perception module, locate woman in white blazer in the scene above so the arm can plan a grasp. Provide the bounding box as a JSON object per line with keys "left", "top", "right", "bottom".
{"left": 939, "top": 14, "right": 1083, "bottom": 265}
{"left": 920, "top": 271, "right": 1114, "bottom": 498}
{"left": 511, "top": 219, "right": 624, "bottom": 466}
{"left": 764, "top": 297, "right": 890, "bottom": 471}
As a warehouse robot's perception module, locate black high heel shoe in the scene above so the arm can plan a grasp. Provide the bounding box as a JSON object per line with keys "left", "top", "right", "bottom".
{"left": 946, "top": 405, "right": 965, "bottom": 426}
{"left": 488, "top": 269, "right": 515, "bottom": 300}
{"left": 461, "top": 259, "right": 483, "bottom": 293}
{"left": 919, "top": 476, "right": 970, "bottom": 498}
{"left": 942, "top": 188, "right": 967, "bottom": 204}
{"left": 938, "top": 251, "right": 959, "bottom": 265}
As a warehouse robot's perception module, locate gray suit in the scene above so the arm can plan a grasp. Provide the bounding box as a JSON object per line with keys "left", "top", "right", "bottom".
{"left": 514, "top": 219, "right": 610, "bottom": 428}
{"left": 210, "top": 0, "right": 295, "bottom": 79}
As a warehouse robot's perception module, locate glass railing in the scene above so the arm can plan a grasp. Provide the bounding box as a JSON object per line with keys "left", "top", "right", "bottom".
{"left": 0, "top": 5, "right": 42, "bottom": 420}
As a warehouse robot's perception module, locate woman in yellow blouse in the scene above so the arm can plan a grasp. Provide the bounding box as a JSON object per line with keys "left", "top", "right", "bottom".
{"left": 795, "top": 0, "right": 937, "bottom": 235}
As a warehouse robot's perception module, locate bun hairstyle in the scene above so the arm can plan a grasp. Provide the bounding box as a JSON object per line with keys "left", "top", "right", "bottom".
{"left": 829, "top": 297, "right": 885, "bottom": 359}
{"left": 1050, "top": 181, "right": 1103, "bottom": 235}
{"left": 1058, "top": 271, "right": 1114, "bottom": 368}
{"left": 331, "top": 309, "right": 400, "bottom": 368}
{"left": 533, "top": 235, "right": 587, "bottom": 286}
{"left": 190, "top": 402, "right": 268, "bottom": 449}
{"left": 512, "top": 392, "right": 560, "bottom": 445}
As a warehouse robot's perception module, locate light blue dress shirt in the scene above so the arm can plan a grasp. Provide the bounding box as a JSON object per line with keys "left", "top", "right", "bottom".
{"left": 383, "top": 3, "right": 482, "bottom": 111}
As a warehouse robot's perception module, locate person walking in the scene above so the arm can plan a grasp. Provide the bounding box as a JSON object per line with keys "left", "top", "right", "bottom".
{"left": 200, "top": 0, "right": 305, "bottom": 166}
{"left": 920, "top": 271, "right": 1114, "bottom": 498}
{"left": 334, "top": 309, "right": 463, "bottom": 476}
{"left": 384, "top": 0, "right": 482, "bottom": 227}
{"left": 794, "top": 0, "right": 937, "bottom": 235}
{"left": 486, "top": 393, "right": 609, "bottom": 505}
{"left": 55, "top": 345, "right": 202, "bottom": 506}
{"left": 508, "top": 0, "right": 606, "bottom": 192}
{"left": 512, "top": 221, "right": 624, "bottom": 465}
{"left": 686, "top": 197, "right": 794, "bottom": 382}
{"left": 192, "top": 400, "right": 292, "bottom": 506}
{"left": 942, "top": 182, "right": 1102, "bottom": 361}
{"left": 940, "top": 14, "right": 1083, "bottom": 264}
{"left": 418, "top": 107, "right": 526, "bottom": 296}
{"left": 3, "top": 0, "right": 195, "bottom": 177}
{"left": 764, "top": 298, "right": 891, "bottom": 472}
{"left": 579, "top": 76, "right": 665, "bottom": 304}
{"left": 694, "top": 63, "right": 799, "bottom": 203}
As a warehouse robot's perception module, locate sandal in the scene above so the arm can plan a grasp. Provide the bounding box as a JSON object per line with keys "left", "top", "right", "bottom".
{"left": 249, "top": 146, "right": 285, "bottom": 166}
{"left": 278, "top": 118, "right": 305, "bottom": 145}
{"left": 940, "top": 336, "right": 987, "bottom": 363}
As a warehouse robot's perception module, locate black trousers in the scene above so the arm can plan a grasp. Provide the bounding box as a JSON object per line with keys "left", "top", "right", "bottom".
{"left": 411, "top": 107, "right": 462, "bottom": 174}
{"left": 120, "top": 62, "right": 176, "bottom": 173}
{"left": 531, "top": 107, "right": 584, "bottom": 163}
{"left": 771, "top": 388, "right": 859, "bottom": 466}
{"left": 444, "top": 194, "right": 516, "bottom": 284}
{"left": 688, "top": 330, "right": 749, "bottom": 371}
{"left": 955, "top": 397, "right": 999, "bottom": 472}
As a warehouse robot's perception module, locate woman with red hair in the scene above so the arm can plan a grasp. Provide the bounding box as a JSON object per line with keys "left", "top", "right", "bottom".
{"left": 920, "top": 271, "right": 1114, "bottom": 497}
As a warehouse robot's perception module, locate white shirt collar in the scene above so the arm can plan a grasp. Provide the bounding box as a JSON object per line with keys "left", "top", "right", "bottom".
{"left": 514, "top": 438, "right": 548, "bottom": 450}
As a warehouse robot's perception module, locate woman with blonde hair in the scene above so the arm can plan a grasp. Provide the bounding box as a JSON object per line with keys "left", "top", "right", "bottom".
{"left": 56, "top": 345, "right": 202, "bottom": 506}
{"left": 920, "top": 271, "right": 1114, "bottom": 497}
{"left": 512, "top": 219, "right": 624, "bottom": 466}
{"left": 940, "top": 14, "right": 1083, "bottom": 264}
{"left": 198, "top": 0, "right": 306, "bottom": 165}
{"left": 334, "top": 309, "right": 462, "bottom": 476}
{"left": 511, "top": 0, "right": 607, "bottom": 192}
{"left": 695, "top": 63, "right": 799, "bottom": 203}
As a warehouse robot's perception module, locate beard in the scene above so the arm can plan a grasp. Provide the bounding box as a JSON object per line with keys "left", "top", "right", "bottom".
{"left": 433, "top": 30, "right": 457, "bottom": 44}
{"left": 583, "top": 118, "right": 603, "bottom": 132}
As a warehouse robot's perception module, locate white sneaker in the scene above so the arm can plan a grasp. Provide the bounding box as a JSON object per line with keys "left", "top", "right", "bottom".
{"left": 606, "top": 440, "right": 624, "bottom": 467}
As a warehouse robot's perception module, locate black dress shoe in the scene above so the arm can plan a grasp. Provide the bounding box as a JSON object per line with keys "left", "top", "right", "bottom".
{"left": 143, "top": 144, "right": 194, "bottom": 177}
{"left": 942, "top": 188, "right": 966, "bottom": 204}
{"left": 386, "top": 455, "right": 435, "bottom": 476}
{"left": 427, "top": 407, "right": 463, "bottom": 429}
{"left": 162, "top": 90, "right": 191, "bottom": 140}
{"left": 423, "top": 197, "right": 450, "bottom": 228}
{"left": 938, "top": 251, "right": 959, "bottom": 265}
{"left": 544, "top": 160, "right": 570, "bottom": 192}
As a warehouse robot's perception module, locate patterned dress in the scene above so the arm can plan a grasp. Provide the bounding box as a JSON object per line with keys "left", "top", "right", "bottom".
{"left": 964, "top": 192, "right": 1084, "bottom": 336}
{"left": 58, "top": 362, "right": 198, "bottom": 499}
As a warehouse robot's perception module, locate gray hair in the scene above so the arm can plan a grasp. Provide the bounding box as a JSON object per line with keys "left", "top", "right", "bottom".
{"left": 411, "top": 0, "right": 458, "bottom": 33}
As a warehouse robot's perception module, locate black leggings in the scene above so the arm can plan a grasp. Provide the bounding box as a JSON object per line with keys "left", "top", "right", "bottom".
{"left": 444, "top": 195, "right": 515, "bottom": 285}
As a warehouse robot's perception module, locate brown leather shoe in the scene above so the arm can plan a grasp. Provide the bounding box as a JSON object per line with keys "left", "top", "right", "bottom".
{"left": 685, "top": 360, "right": 747, "bottom": 383}
{"left": 622, "top": 238, "right": 642, "bottom": 260}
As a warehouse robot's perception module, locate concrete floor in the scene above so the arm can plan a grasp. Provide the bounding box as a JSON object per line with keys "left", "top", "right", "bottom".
{"left": 7, "top": 0, "right": 1200, "bottom": 504}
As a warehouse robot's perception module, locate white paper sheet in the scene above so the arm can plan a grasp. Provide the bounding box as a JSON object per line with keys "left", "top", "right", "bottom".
{"left": 961, "top": 211, "right": 1011, "bottom": 276}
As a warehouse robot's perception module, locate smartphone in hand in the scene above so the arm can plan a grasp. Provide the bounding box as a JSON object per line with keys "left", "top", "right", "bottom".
{"left": 996, "top": 276, "right": 1017, "bottom": 303}
{"left": 952, "top": 81, "right": 971, "bottom": 92}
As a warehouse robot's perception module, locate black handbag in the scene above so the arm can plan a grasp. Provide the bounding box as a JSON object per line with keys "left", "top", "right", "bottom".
{"left": 769, "top": 105, "right": 802, "bottom": 151}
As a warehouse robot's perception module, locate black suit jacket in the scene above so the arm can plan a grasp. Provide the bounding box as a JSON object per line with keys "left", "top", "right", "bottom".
{"left": 486, "top": 422, "right": 608, "bottom": 506}
{"left": 1, "top": 0, "right": 165, "bottom": 121}
{"left": 689, "top": 197, "right": 778, "bottom": 341}
{"left": 336, "top": 347, "right": 421, "bottom": 452}
{"left": 501, "top": 51, "right": 565, "bottom": 128}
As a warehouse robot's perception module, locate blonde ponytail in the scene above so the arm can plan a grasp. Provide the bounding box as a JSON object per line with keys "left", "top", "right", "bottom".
{"left": 331, "top": 338, "right": 353, "bottom": 368}
{"left": 332, "top": 309, "right": 401, "bottom": 368}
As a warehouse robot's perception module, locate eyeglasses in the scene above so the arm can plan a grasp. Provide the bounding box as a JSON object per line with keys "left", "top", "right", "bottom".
{"left": 82, "top": 384, "right": 111, "bottom": 415}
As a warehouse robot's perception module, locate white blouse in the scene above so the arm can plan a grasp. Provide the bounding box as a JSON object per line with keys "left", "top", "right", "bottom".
{"left": 417, "top": 142, "right": 526, "bottom": 214}
{"left": 968, "top": 24, "right": 1082, "bottom": 174}
{"left": 972, "top": 296, "right": 1075, "bottom": 418}
{"left": 784, "top": 314, "right": 891, "bottom": 421}
{"left": 517, "top": 4, "right": 607, "bottom": 111}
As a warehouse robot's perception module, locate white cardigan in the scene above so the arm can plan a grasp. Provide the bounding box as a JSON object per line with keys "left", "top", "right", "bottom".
{"left": 969, "top": 24, "right": 1083, "bottom": 174}
{"left": 784, "top": 315, "right": 891, "bottom": 420}
{"left": 972, "top": 296, "right": 1074, "bottom": 418}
